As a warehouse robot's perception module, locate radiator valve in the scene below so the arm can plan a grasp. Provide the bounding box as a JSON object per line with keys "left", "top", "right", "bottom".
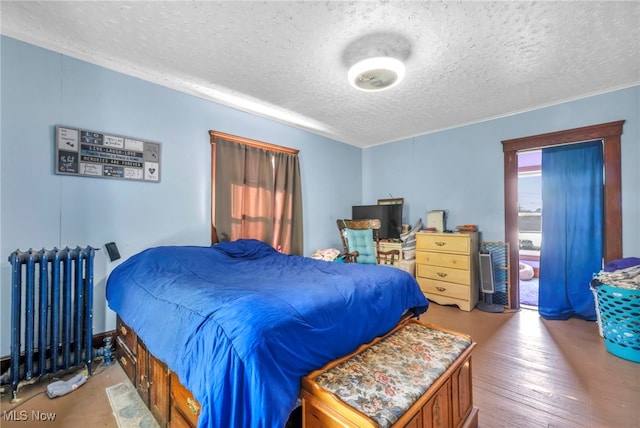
{"left": 94, "top": 337, "right": 113, "bottom": 365}
{"left": 102, "top": 337, "right": 113, "bottom": 365}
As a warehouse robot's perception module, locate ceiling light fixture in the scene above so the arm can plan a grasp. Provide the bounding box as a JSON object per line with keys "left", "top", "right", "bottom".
{"left": 348, "top": 57, "right": 405, "bottom": 92}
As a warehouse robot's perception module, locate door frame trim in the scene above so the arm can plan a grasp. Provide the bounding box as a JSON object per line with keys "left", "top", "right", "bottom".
{"left": 502, "top": 120, "right": 624, "bottom": 310}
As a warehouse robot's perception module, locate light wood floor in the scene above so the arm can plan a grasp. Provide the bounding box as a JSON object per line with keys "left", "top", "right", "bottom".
{"left": 0, "top": 360, "right": 127, "bottom": 428}
{"left": 421, "top": 303, "right": 640, "bottom": 428}
{"left": 1, "top": 303, "right": 638, "bottom": 427}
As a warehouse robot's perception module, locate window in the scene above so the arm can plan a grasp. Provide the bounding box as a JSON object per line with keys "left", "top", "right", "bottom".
{"left": 210, "top": 131, "right": 303, "bottom": 255}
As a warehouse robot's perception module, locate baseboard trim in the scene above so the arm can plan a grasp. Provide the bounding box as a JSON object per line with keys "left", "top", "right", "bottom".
{"left": 0, "top": 330, "right": 117, "bottom": 375}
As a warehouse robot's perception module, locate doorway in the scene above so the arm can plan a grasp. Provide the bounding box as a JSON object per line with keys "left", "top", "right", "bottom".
{"left": 501, "top": 121, "right": 623, "bottom": 311}
{"left": 517, "top": 150, "right": 541, "bottom": 307}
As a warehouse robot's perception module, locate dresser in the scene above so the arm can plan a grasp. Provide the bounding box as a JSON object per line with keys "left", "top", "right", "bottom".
{"left": 415, "top": 232, "right": 479, "bottom": 311}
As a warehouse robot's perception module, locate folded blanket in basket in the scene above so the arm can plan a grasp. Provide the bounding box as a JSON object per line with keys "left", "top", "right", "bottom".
{"left": 592, "top": 264, "right": 640, "bottom": 290}
{"left": 604, "top": 257, "right": 640, "bottom": 272}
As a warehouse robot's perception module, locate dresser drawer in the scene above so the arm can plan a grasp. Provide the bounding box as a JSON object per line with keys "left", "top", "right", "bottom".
{"left": 416, "top": 233, "right": 470, "bottom": 253}
{"left": 416, "top": 251, "right": 469, "bottom": 270}
{"left": 170, "top": 374, "right": 200, "bottom": 428}
{"left": 417, "top": 278, "right": 470, "bottom": 301}
{"left": 417, "top": 264, "right": 471, "bottom": 286}
{"left": 116, "top": 316, "right": 137, "bottom": 355}
{"left": 116, "top": 337, "right": 136, "bottom": 383}
{"left": 169, "top": 406, "right": 195, "bottom": 428}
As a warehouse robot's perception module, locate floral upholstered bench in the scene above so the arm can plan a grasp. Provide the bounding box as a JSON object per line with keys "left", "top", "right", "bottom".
{"left": 301, "top": 319, "right": 478, "bottom": 428}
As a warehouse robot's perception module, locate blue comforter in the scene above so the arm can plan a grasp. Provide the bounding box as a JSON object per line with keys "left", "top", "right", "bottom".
{"left": 106, "top": 239, "right": 428, "bottom": 428}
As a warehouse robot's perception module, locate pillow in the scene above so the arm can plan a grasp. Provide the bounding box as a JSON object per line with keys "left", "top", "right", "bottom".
{"left": 214, "top": 239, "right": 278, "bottom": 259}
{"left": 345, "top": 228, "right": 377, "bottom": 264}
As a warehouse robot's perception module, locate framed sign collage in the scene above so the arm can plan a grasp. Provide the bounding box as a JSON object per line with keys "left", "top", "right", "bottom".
{"left": 55, "top": 125, "right": 161, "bottom": 182}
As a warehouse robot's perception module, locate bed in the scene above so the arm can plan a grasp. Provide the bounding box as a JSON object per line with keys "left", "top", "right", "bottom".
{"left": 106, "top": 239, "right": 428, "bottom": 428}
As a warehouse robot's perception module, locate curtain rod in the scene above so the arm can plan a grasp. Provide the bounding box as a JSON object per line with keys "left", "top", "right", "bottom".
{"left": 209, "top": 131, "right": 299, "bottom": 154}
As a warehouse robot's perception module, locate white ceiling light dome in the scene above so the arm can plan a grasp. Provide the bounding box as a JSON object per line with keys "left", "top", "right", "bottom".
{"left": 348, "top": 57, "right": 406, "bottom": 92}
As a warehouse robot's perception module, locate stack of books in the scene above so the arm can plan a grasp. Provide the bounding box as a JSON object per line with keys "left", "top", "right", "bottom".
{"left": 455, "top": 224, "right": 477, "bottom": 233}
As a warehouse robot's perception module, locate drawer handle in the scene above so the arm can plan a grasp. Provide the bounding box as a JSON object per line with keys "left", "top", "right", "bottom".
{"left": 139, "top": 375, "right": 150, "bottom": 389}
{"left": 186, "top": 398, "right": 200, "bottom": 415}
{"left": 119, "top": 325, "right": 128, "bottom": 336}
{"left": 435, "top": 241, "right": 446, "bottom": 246}
{"left": 436, "top": 287, "right": 446, "bottom": 292}
{"left": 437, "top": 272, "right": 448, "bottom": 277}
{"left": 119, "top": 356, "right": 127, "bottom": 366}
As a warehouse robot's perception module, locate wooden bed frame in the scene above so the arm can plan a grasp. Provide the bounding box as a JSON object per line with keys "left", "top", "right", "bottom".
{"left": 116, "top": 314, "right": 304, "bottom": 428}
{"left": 115, "top": 315, "right": 477, "bottom": 428}
{"left": 114, "top": 228, "right": 477, "bottom": 427}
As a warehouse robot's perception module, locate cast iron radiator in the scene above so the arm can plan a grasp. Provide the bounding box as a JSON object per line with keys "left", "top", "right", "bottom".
{"left": 7, "top": 246, "right": 96, "bottom": 399}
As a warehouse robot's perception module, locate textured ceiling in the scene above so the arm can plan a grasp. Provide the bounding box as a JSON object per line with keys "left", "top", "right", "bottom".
{"left": 2, "top": 1, "right": 639, "bottom": 148}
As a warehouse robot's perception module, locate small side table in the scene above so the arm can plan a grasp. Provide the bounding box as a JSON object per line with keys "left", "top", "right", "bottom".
{"left": 377, "top": 241, "right": 403, "bottom": 267}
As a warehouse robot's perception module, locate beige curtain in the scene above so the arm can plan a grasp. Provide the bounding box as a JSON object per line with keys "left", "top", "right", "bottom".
{"left": 214, "top": 136, "right": 303, "bottom": 255}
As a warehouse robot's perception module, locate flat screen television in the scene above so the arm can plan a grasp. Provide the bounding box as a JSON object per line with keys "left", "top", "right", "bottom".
{"left": 352, "top": 204, "right": 403, "bottom": 240}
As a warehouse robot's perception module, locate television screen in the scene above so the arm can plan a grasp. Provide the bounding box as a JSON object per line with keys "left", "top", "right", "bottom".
{"left": 352, "top": 204, "right": 403, "bottom": 240}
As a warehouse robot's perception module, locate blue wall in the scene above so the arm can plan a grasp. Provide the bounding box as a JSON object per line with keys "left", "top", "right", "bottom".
{"left": 0, "top": 37, "right": 362, "bottom": 355}
{"left": 2, "top": 35, "right": 639, "bottom": 356}
{"left": 363, "top": 87, "right": 640, "bottom": 255}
